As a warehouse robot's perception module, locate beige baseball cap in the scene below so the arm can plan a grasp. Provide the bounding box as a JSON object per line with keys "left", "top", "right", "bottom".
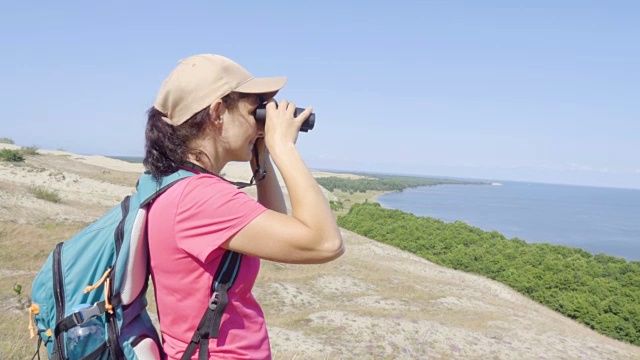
{"left": 154, "top": 54, "right": 287, "bottom": 126}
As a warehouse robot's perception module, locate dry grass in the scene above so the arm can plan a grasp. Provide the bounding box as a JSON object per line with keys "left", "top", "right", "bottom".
{"left": 0, "top": 273, "right": 37, "bottom": 359}
{"left": 0, "top": 221, "right": 88, "bottom": 359}
{"left": 0, "top": 222, "right": 85, "bottom": 271}
{"left": 29, "top": 185, "right": 61, "bottom": 203}
{"left": 26, "top": 154, "right": 140, "bottom": 188}
{"left": 256, "top": 255, "right": 451, "bottom": 358}
{"left": 21, "top": 146, "right": 40, "bottom": 156}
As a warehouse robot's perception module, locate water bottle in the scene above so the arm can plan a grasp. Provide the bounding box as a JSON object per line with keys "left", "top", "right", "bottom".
{"left": 66, "top": 304, "right": 105, "bottom": 360}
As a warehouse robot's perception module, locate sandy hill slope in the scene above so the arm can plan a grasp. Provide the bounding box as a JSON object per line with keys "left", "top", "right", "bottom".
{"left": 0, "top": 145, "right": 638, "bottom": 359}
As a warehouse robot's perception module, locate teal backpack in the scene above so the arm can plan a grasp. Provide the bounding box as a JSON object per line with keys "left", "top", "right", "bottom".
{"left": 29, "top": 169, "right": 243, "bottom": 360}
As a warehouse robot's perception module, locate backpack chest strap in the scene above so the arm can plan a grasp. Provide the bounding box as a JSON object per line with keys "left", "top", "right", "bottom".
{"left": 53, "top": 295, "right": 122, "bottom": 338}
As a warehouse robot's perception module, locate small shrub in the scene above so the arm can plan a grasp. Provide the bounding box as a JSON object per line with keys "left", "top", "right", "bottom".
{"left": 13, "top": 282, "right": 30, "bottom": 310}
{"left": 42, "top": 221, "right": 58, "bottom": 231}
{"left": 30, "top": 186, "right": 61, "bottom": 203}
{"left": 0, "top": 149, "right": 25, "bottom": 162}
{"left": 0, "top": 137, "right": 15, "bottom": 144}
{"left": 21, "top": 146, "right": 39, "bottom": 155}
{"left": 329, "top": 200, "right": 345, "bottom": 211}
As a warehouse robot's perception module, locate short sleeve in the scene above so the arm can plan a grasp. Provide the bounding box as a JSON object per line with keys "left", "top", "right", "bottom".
{"left": 173, "top": 175, "right": 267, "bottom": 264}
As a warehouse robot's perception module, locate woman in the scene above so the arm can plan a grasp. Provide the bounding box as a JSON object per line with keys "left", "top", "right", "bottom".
{"left": 144, "top": 54, "right": 344, "bottom": 359}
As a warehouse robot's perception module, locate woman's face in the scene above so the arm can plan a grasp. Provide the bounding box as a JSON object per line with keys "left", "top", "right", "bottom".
{"left": 220, "top": 95, "right": 264, "bottom": 162}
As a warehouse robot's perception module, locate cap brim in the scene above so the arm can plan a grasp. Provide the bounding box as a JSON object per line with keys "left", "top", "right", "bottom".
{"left": 235, "top": 76, "right": 287, "bottom": 99}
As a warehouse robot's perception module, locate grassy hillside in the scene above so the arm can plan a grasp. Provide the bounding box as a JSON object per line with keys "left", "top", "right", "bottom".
{"left": 2, "top": 149, "right": 639, "bottom": 359}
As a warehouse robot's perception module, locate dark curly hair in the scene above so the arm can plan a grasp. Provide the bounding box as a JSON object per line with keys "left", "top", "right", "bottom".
{"left": 143, "top": 92, "right": 250, "bottom": 178}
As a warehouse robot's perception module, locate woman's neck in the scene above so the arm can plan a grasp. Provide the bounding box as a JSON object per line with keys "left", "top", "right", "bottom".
{"left": 186, "top": 134, "right": 226, "bottom": 175}
{"left": 186, "top": 147, "right": 225, "bottom": 175}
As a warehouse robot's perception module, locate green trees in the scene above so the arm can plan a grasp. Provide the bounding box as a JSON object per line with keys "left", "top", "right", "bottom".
{"left": 315, "top": 176, "right": 483, "bottom": 193}
{"left": 329, "top": 200, "right": 345, "bottom": 211}
{"left": 338, "top": 202, "right": 640, "bottom": 345}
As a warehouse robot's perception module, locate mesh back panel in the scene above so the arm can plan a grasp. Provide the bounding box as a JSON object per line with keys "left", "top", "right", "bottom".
{"left": 132, "top": 337, "right": 161, "bottom": 360}
{"left": 121, "top": 209, "right": 149, "bottom": 305}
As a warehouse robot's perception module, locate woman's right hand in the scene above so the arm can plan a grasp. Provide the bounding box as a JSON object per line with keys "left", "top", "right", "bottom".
{"left": 224, "top": 99, "right": 343, "bottom": 264}
{"left": 263, "top": 98, "right": 313, "bottom": 153}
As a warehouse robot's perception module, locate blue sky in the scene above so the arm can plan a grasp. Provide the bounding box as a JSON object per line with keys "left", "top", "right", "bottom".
{"left": 1, "top": 1, "right": 638, "bottom": 189}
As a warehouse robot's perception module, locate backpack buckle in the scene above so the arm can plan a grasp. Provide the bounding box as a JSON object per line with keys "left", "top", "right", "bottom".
{"left": 72, "top": 303, "right": 102, "bottom": 325}
{"left": 208, "top": 292, "right": 219, "bottom": 311}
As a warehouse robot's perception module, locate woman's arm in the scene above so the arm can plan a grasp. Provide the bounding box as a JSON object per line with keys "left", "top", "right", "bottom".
{"left": 223, "top": 100, "right": 344, "bottom": 264}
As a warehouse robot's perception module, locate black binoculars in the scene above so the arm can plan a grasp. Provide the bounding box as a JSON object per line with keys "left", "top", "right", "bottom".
{"left": 254, "top": 104, "right": 315, "bottom": 132}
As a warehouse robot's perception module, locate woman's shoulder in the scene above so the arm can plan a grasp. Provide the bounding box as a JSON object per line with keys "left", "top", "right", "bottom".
{"left": 180, "top": 173, "right": 251, "bottom": 197}
{"left": 178, "top": 171, "right": 231, "bottom": 185}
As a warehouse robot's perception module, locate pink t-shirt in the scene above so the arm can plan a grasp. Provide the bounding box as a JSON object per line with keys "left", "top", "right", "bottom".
{"left": 148, "top": 172, "right": 270, "bottom": 360}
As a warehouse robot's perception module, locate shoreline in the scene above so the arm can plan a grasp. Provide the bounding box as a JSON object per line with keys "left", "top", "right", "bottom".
{"left": 366, "top": 185, "right": 639, "bottom": 263}
{"left": 327, "top": 180, "right": 494, "bottom": 218}
{"left": 371, "top": 180, "right": 493, "bottom": 204}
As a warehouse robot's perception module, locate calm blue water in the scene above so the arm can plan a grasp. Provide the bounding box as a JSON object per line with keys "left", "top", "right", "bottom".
{"left": 377, "top": 181, "right": 640, "bottom": 261}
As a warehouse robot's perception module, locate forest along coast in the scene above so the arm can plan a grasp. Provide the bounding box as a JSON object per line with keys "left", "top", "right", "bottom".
{"left": 323, "top": 175, "right": 640, "bottom": 347}
{"left": 314, "top": 173, "right": 486, "bottom": 216}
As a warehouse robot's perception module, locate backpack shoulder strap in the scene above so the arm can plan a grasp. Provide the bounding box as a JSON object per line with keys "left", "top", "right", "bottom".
{"left": 181, "top": 251, "right": 243, "bottom": 360}
{"left": 136, "top": 170, "right": 196, "bottom": 206}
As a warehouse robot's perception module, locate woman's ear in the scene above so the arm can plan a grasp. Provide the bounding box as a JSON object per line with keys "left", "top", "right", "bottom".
{"left": 209, "top": 99, "right": 225, "bottom": 123}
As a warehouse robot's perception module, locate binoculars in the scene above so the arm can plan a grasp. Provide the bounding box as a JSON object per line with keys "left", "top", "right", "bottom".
{"left": 254, "top": 103, "right": 315, "bottom": 132}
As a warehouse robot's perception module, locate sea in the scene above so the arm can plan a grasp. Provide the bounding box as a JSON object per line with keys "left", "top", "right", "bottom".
{"left": 377, "top": 181, "right": 640, "bottom": 262}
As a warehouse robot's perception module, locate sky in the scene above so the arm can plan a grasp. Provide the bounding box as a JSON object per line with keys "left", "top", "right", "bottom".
{"left": 1, "top": 1, "right": 638, "bottom": 189}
